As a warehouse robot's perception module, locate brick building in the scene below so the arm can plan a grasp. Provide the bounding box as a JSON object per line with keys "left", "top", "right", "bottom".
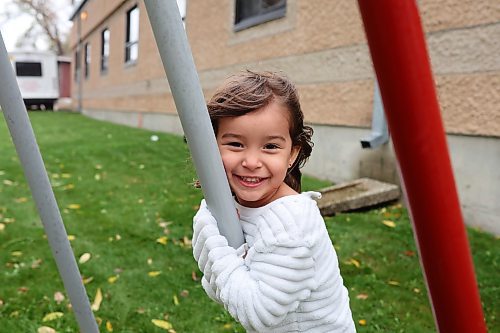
{"left": 69, "top": 0, "right": 500, "bottom": 234}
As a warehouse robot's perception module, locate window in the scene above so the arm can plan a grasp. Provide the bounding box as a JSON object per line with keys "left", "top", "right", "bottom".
{"left": 234, "top": 0, "right": 286, "bottom": 31}
{"left": 84, "top": 42, "right": 91, "bottom": 79}
{"left": 101, "top": 28, "right": 110, "bottom": 73}
{"left": 74, "top": 50, "right": 80, "bottom": 82}
{"left": 125, "top": 5, "right": 139, "bottom": 64}
{"left": 16, "top": 62, "right": 42, "bottom": 77}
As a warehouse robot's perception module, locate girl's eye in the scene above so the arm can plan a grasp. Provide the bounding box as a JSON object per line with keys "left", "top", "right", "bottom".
{"left": 227, "top": 142, "right": 243, "bottom": 148}
{"left": 264, "top": 143, "right": 280, "bottom": 150}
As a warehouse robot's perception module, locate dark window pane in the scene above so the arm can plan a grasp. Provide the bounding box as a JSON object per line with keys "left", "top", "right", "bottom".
{"left": 16, "top": 62, "right": 42, "bottom": 77}
{"left": 235, "top": 0, "right": 286, "bottom": 31}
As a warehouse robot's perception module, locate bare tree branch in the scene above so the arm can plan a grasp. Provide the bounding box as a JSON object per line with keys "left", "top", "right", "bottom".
{"left": 13, "top": 0, "right": 68, "bottom": 55}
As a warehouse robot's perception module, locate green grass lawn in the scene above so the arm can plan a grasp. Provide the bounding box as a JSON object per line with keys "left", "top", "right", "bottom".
{"left": 0, "top": 112, "right": 498, "bottom": 332}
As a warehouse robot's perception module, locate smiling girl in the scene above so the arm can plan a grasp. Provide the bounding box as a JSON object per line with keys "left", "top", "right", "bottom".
{"left": 192, "top": 71, "right": 355, "bottom": 332}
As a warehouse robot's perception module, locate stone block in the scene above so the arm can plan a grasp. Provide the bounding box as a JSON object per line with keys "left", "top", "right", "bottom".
{"left": 317, "top": 178, "right": 400, "bottom": 216}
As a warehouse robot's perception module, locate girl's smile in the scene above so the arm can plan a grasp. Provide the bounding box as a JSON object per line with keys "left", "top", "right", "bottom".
{"left": 236, "top": 176, "right": 267, "bottom": 186}
{"left": 216, "top": 101, "right": 300, "bottom": 208}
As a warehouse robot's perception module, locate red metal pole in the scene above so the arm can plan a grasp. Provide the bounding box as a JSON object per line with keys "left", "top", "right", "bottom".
{"left": 356, "top": 1, "right": 486, "bottom": 332}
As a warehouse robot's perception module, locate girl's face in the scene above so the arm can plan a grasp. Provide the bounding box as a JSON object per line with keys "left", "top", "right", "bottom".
{"left": 216, "top": 101, "right": 300, "bottom": 208}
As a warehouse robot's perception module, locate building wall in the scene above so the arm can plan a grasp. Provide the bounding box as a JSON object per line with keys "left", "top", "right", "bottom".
{"left": 69, "top": 0, "right": 500, "bottom": 136}
{"left": 69, "top": 0, "right": 500, "bottom": 234}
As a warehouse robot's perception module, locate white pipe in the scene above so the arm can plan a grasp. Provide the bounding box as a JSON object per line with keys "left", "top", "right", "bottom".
{"left": 0, "top": 30, "right": 99, "bottom": 333}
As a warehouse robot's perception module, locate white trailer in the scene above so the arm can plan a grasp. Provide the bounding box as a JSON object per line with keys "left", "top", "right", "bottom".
{"left": 9, "top": 51, "right": 59, "bottom": 109}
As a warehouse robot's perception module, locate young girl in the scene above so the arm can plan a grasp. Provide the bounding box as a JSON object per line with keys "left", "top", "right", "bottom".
{"left": 192, "top": 71, "right": 355, "bottom": 332}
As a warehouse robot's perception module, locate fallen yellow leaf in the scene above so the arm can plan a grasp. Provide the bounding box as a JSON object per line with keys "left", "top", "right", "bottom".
{"left": 148, "top": 271, "right": 162, "bottom": 277}
{"left": 67, "top": 235, "right": 76, "bottom": 241}
{"left": 31, "top": 258, "right": 42, "bottom": 269}
{"left": 63, "top": 184, "right": 75, "bottom": 190}
{"left": 61, "top": 173, "right": 71, "bottom": 178}
{"left": 91, "top": 288, "right": 103, "bottom": 312}
{"left": 382, "top": 220, "right": 396, "bottom": 228}
{"left": 359, "top": 319, "right": 367, "bottom": 326}
{"left": 106, "top": 321, "right": 113, "bottom": 332}
{"left": 37, "top": 326, "right": 56, "bottom": 333}
{"left": 11, "top": 251, "right": 23, "bottom": 257}
{"left": 14, "top": 197, "right": 28, "bottom": 203}
{"left": 79, "top": 253, "right": 91, "bottom": 264}
{"left": 173, "top": 294, "right": 179, "bottom": 306}
{"left": 0, "top": 223, "right": 5, "bottom": 232}
{"left": 356, "top": 293, "right": 369, "bottom": 300}
{"left": 346, "top": 258, "right": 361, "bottom": 268}
{"left": 156, "top": 236, "right": 168, "bottom": 245}
{"left": 82, "top": 276, "right": 94, "bottom": 285}
{"left": 42, "top": 312, "right": 64, "bottom": 322}
{"left": 152, "top": 319, "right": 173, "bottom": 330}
{"left": 67, "top": 204, "right": 81, "bottom": 210}
{"left": 3, "top": 217, "right": 15, "bottom": 223}
{"left": 388, "top": 280, "right": 400, "bottom": 286}
{"left": 181, "top": 236, "right": 192, "bottom": 247}
{"left": 108, "top": 275, "right": 119, "bottom": 284}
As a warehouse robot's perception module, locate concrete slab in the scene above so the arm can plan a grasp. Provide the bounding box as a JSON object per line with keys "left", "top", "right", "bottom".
{"left": 316, "top": 178, "right": 400, "bottom": 216}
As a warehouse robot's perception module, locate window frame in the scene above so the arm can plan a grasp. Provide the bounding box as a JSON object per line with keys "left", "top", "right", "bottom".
{"left": 101, "top": 28, "right": 110, "bottom": 74}
{"left": 234, "top": 0, "right": 286, "bottom": 32}
{"left": 84, "top": 42, "right": 91, "bottom": 79}
{"left": 125, "top": 5, "right": 140, "bottom": 64}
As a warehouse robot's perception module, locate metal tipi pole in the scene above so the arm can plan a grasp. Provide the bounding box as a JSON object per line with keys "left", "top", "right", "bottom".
{"left": 357, "top": 1, "right": 486, "bottom": 332}
{"left": 0, "top": 31, "right": 99, "bottom": 333}
{"left": 144, "top": 0, "right": 244, "bottom": 248}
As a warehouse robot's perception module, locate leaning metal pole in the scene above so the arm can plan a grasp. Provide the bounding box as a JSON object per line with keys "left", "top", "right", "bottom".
{"left": 0, "top": 31, "right": 99, "bottom": 333}
{"left": 144, "top": 0, "right": 244, "bottom": 248}
{"left": 357, "top": 1, "right": 486, "bottom": 332}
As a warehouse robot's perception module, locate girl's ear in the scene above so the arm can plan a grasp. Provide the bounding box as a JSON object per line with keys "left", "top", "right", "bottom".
{"left": 289, "top": 146, "right": 301, "bottom": 168}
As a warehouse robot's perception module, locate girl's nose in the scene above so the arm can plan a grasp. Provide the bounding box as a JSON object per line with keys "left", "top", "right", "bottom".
{"left": 241, "top": 152, "right": 262, "bottom": 170}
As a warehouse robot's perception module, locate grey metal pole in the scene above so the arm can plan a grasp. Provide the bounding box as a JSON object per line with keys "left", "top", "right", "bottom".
{"left": 0, "top": 31, "right": 99, "bottom": 333}
{"left": 144, "top": 0, "right": 244, "bottom": 248}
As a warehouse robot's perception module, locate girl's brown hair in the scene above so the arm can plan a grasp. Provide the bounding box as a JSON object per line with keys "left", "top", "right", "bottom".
{"left": 207, "top": 70, "right": 313, "bottom": 192}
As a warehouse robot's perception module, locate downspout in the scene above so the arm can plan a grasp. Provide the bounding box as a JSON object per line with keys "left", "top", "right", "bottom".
{"left": 360, "top": 80, "right": 389, "bottom": 149}
{"left": 76, "top": 13, "right": 82, "bottom": 113}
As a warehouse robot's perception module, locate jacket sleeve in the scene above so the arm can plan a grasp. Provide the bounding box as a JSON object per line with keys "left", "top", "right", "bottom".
{"left": 192, "top": 199, "right": 317, "bottom": 332}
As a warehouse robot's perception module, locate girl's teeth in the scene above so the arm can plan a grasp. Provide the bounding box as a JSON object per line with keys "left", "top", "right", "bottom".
{"left": 242, "top": 177, "right": 260, "bottom": 183}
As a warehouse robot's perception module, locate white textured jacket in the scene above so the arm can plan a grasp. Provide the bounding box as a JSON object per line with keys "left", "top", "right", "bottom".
{"left": 193, "top": 192, "right": 356, "bottom": 332}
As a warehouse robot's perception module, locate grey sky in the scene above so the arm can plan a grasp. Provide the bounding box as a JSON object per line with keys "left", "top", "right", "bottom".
{"left": 1, "top": 0, "right": 187, "bottom": 52}
{"left": 0, "top": 0, "right": 73, "bottom": 52}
